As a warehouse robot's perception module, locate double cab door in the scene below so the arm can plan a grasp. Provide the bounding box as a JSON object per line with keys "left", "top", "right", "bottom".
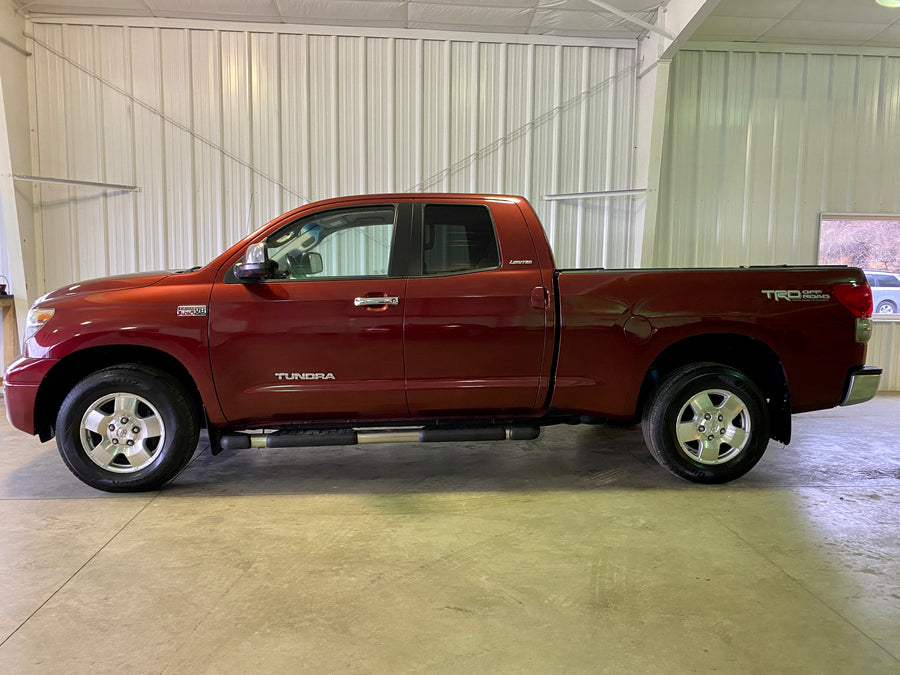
{"left": 208, "top": 198, "right": 549, "bottom": 426}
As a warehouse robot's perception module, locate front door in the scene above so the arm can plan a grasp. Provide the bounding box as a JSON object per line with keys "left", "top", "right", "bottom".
{"left": 209, "top": 202, "right": 412, "bottom": 426}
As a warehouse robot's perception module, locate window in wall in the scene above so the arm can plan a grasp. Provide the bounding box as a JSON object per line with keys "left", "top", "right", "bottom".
{"left": 422, "top": 204, "right": 500, "bottom": 276}
{"left": 818, "top": 215, "right": 900, "bottom": 317}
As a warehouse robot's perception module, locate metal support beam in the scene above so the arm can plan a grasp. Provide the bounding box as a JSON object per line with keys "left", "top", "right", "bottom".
{"left": 637, "top": 58, "right": 671, "bottom": 268}
{"left": 12, "top": 174, "right": 140, "bottom": 191}
{"left": 0, "top": 76, "right": 31, "bottom": 348}
{"left": 630, "top": 2, "right": 721, "bottom": 267}
{"left": 0, "top": 35, "right": 31, "bottom": 57}
{"left": 660, "top": 0, "right": 723, "bottom": 60}
{"left": 544, "top": 189, "right": 647, "bottom": 202}
{"left": 585, "top": 0, "right": 676, "bottom": 41}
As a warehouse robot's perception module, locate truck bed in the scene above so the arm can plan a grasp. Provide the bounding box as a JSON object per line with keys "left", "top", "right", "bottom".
{"left": 551, "top": 266, "right": 868, "bottom": 418}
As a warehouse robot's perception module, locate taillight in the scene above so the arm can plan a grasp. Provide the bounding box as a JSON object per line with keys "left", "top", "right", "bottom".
{"left": 833, "top": 283, "right": 873, "bottom": 318}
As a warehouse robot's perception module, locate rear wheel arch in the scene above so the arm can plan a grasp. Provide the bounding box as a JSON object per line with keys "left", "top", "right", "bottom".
{"left": 34, "top": 345, "right": 205, "bottom": 441}
{"left": 638, "top": 334, "right": 791, "bottom": 444}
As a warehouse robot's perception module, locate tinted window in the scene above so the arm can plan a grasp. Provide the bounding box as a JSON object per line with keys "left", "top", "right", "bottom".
{"left": 422, "top": 204, "right": 500, "bottom": 276}
{"left": 868, "top": 274, "right": 900, "bottom": 287}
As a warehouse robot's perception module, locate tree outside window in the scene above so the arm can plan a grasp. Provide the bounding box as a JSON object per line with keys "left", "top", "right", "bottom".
{"left": 819, "top": 216, "right": 900, "bottom": 318}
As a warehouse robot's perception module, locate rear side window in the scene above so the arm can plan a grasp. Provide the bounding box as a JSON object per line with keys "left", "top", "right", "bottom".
{"left": 869, "top": 274, "right": 896, "bottom": 287}
{"left": 422, "top": 204, "right": 500, "bottom": 276}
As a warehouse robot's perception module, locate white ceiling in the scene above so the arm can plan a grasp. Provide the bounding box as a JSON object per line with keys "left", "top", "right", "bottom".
{"left": 10, "top": 0, "right": 900, "bottom": 47}
{"left": 10, "top": 0, "right": 664, "bottom": 39}
{"left": 694, "top": 0, "right": 900, "bottom": 48}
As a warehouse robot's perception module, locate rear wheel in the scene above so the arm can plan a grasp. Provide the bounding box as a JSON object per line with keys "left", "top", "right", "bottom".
{"left": 55, "top": 365, "right": 199, "bottom": 492}
{"left": 643, "top": 363, "right": 770, "bottom": 483}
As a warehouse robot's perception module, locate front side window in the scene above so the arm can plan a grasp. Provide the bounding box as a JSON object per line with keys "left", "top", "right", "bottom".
{"left": 267, "top": 205, "right": 396, "bottom": 280}
{"left": 422, "top": 204, "right": 500, "bottom": 276}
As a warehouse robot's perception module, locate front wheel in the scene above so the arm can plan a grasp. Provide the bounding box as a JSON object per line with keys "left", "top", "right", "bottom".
{"left": 642, "top": 363, "right": 770, "bottom": 483}
{"left": 56, "top": 365, "right": 200, "bottom": 492}
{"left": 875, "top": 300, "right": 896, "bottom": 314}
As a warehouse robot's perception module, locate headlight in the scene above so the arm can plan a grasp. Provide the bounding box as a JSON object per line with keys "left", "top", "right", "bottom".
{"left": 24, "top": 306, "right": 55, "bottom": 341}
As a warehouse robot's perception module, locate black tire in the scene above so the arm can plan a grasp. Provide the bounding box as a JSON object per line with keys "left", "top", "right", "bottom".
{"left": 875, "top": 300, "right": 896, "bottom": 314}
{"left": 642, "top": 363, "right": 770, "bottom": 484}
{"left": 55, "top": 365, "right": 200, "bottom": 492}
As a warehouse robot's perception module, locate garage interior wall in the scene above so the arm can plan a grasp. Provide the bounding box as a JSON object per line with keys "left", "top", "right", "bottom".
{"left": 28, "top": 18, "right": 637, "bottom": 294}
{"left": 656, "top": 45, "right": 900, "bottom": 391}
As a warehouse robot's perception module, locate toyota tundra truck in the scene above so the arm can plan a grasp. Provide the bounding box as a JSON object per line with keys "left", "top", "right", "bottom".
{"left": 4, "top": 194, "right": 882, "bottom": 492}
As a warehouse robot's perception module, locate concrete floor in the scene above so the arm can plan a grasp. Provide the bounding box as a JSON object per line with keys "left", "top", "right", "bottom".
{"left": 1, "top": 396, "right": 898, "bottom": 674}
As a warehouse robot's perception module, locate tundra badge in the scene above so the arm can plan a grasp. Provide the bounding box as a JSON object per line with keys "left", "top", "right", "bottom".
{"left": 275, "top": 372, "right": 336, "bottom": 381}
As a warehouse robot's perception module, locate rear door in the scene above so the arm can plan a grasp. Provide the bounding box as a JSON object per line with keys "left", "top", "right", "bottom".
{"left": 402, "top": 200, "right": 549, "bottom": 416}
{"left": 209, "top": 202, "right": 412, "bottom": 425}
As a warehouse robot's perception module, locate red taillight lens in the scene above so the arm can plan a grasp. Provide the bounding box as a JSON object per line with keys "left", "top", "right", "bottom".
{"left": 834, "top": 283, "right": 873, "bottom": 318}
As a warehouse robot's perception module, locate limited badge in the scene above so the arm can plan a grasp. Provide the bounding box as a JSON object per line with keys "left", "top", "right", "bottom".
{"left": 177, "top": 305, "right": 208, "bottom": 317}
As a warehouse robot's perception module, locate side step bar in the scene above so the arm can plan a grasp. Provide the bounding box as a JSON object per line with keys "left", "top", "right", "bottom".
{"left": 218, "top": 426, "right": 541, "bottom": 451}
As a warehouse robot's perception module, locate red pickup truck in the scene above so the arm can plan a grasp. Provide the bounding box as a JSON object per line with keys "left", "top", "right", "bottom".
{"left": 4, "top": 194, "right": 881, "bottom": 492}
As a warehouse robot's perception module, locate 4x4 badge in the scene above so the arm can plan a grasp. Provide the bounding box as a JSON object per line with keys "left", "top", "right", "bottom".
{"left": 177, "top": 305, "right": 208, "bottom": 317}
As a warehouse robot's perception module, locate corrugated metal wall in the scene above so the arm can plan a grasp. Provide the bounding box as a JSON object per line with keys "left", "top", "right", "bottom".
{"left": 29, "top": 20, "right": 637, "bottom": 292}
{"left": 868, "top": 320, "right": 900, "bottom": 391}
{"left": 656, "top": 49, "right": 900, "bottom": 269}
{"left": 656, "top": 47, "right": 900, "bottom": 391}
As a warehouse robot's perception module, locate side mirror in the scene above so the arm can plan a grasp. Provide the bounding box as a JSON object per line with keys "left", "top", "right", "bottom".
{"left": 234, "top": 243, "right": 277, "bottom": 281}
{"left": 300, "top": 251, "right": 324, "bottom": 275}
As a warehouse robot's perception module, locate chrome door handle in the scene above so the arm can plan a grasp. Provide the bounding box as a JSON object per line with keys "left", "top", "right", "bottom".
{"left": 354, "top": 296, "right": 399, "bottom": 307}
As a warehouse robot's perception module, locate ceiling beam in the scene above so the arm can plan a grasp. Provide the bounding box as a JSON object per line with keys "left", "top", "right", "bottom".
{"left": 659, "top": 0, "right": 724, "bottom": 59}
{"left": 585, "top": 0, "right": 676, "bottom": 40}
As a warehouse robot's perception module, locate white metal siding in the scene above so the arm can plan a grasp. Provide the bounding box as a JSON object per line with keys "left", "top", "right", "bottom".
{"left": 657, "top": 49, "right": 900, "bottom": 269}
{"left": 869, "top": 321, "right": 900, "bottom": 391}
{"left": 657, "top": 47, "right": 900, "bottom": 391}
{"left": 29, "top": 20, "right": 637, "bottom": 292}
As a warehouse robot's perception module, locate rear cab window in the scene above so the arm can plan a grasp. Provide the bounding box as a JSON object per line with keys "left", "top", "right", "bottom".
{"left": 419, "top": 204, "right": 501, "bottom": 276}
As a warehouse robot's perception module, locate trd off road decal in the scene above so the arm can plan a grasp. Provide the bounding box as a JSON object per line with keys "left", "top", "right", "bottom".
{"left": 761, "top": 289, "right": 830, "bottom": 302}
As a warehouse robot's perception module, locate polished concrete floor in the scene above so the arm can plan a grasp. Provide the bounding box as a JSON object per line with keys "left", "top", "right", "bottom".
{"left": 1, "top": 395, "right": 898, "bottom": 674}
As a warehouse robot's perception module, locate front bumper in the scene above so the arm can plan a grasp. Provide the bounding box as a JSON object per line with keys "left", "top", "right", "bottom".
{"left": 3, "top": 356, "right": 59, "bottom": 434}
{"left": 840, "top": 366, "right": 882, "bottom": 406}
